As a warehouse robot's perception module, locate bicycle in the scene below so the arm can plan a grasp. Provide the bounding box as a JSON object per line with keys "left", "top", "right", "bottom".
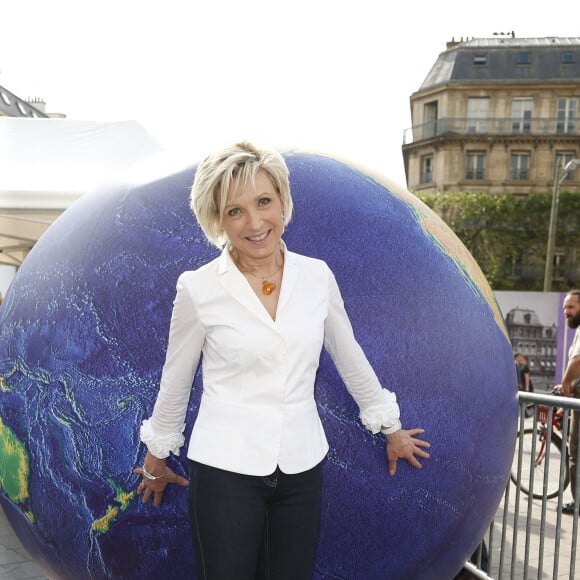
{"left": 510, "top": 395, "right": 570, "bottom": 499}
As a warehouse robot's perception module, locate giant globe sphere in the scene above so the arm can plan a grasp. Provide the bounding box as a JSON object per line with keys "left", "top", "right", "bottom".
{"left": 0, "top": 151, "right": 518, "bottom": 579}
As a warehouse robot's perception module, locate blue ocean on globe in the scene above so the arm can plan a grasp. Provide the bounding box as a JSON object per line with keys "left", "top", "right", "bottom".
{"left": 0, "top": 151, "right": 518, "bottom": 579}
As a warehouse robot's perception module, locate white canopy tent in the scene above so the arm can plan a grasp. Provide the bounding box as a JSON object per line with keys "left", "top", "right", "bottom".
{"left": 0, "top": 118, "right": 164, "bottom": 285}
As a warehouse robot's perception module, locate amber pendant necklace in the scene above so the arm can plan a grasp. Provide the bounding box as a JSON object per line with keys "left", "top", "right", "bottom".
{"left": 232, "top": 247, "right": 284, "bottom": 295}
{"left": 245, "top": 264, "right": 283, "bottom": 295}
{"left": 262, "top": 279, "right": 277, "bottom": 295}
{"left": 259, "top": 264, "right": 283, "bottom": 295}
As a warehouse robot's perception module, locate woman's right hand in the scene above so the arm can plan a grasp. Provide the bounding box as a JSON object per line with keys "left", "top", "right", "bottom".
{"left": 134, "top": 452, "right": 189, "bottom": 506}
{"left": 385, "top": 428, "right": 431, "bottom": 476}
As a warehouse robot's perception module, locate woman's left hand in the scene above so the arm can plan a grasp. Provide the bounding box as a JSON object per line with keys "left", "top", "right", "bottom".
{"left": 385, "top": 428, "right": 430, "bottom": 476}
{"left": 134, "top": 465, "right": 189, "bottom": 506}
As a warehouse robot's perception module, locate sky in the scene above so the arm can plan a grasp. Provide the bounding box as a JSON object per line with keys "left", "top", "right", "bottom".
{"left": 1, "top": 0, "right": 580, "bottom": 188}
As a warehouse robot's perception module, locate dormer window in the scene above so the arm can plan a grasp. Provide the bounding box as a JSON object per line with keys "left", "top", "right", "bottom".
{"left": 562, "top": 51, "right": 575, "bottom": 64}
{"left": 517, "top": 52, "right": 531, "bottom": 65}
{"left": 473, "top": 54, "right": 487, "bottom": 65}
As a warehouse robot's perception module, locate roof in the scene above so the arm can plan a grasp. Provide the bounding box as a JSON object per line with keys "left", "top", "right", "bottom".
{"left": 0, "top": 84, "right": 49, "bottom": 118}
{"left": 418, "top": 37, "right": 580, "bottom": 91}
{"left": 0, "top": 118, "right": 164, "bottom": 267}
{"left": 505, "top": 308, "right": 542, "bottom": 327}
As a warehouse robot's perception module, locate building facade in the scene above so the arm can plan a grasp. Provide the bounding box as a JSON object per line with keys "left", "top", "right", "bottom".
{"left": 402, "top": 36, "right": 580, "bottom": 195}
{"left": 0, "top": 84, "right": 161, "bottom": 274}
{"left": 505, "top": 307, "right": 557, "bottom": 391}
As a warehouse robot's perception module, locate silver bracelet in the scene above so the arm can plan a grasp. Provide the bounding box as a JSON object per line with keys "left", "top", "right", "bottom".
{"left": 142, "top": 466, "right": 168, "bottom": 480}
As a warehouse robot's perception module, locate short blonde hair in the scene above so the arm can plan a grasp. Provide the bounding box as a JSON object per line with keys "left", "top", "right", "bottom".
{"left": 190, "top": 141, "right": 293, "bottom": 247}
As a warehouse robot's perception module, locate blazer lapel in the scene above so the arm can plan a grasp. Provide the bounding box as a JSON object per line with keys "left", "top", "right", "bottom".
{"left": 277, "top": 249, "right": 300, "bottom": 313}
{"left": 218, "top": 247, "right": 277, "bottom": 328}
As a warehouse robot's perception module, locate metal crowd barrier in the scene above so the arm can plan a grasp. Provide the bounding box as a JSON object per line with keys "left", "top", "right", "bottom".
{"left": 462, "top": 391, "right": 580, "bottom": 579}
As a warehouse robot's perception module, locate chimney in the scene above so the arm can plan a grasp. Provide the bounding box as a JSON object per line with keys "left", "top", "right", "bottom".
{"left": 25, "top": 97, "right": 46, "bottom": 113}
{"left": 446, "top": 37, "right": 461, "bottom": 50}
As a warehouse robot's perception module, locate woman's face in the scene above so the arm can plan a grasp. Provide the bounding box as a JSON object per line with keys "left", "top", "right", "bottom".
{"left": 221, "top": 169, "right": 284, "bottom": 265}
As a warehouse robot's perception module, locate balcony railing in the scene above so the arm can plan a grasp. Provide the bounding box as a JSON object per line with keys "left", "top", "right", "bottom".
{"left": 403, "top": 117, "right": 579, "bottom": 145}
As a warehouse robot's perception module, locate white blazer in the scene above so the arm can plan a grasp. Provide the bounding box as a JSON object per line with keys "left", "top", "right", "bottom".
{"left": 141, "top": 244, "right": 401, "bottom": 476}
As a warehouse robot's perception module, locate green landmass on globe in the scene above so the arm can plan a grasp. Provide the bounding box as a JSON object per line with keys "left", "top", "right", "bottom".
{"left": 0, "top": 416, "right": 31, "bottom": 507}
{"left": 92, "top": 480, "right": 135, "bottom": 534}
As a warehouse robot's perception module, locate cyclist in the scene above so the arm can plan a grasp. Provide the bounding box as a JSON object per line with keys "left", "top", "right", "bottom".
{"left": 555, "top": 290, "right": 580, "bottom": 515}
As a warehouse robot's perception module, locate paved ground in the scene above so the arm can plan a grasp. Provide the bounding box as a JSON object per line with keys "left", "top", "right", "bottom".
{"left": 0, "top": 506, "right": 46, "bottom": 579}
{"left": 485, "top": 482, "right": 578, "bottom": 579}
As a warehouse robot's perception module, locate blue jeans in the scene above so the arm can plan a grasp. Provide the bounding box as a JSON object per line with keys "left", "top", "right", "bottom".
{"left": 188, "top": 461, "right": 322, "bottom": 580}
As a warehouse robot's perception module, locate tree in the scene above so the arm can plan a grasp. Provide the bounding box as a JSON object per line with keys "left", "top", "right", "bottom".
{"left": 417, "top": 191, "right": 580, "bottom": 291}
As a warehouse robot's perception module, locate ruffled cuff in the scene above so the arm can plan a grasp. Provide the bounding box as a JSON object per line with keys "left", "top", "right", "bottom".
{"left": 360, "top": 389, "right": 401, "bottom": 435}
{"left": 380, "top": 420, "right": 403, "bottom": 435}
{"left": 140, "top": 419, "right": 185, "bottom": 459}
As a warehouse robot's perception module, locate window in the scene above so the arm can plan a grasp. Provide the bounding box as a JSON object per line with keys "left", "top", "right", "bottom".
{"left": 466, "top": 152, "right": 486, "bottom": 180}
{"left": 423, "top": 101, "right": 438, "bottom": 139}
{"left": 510, "top": 152, "right": 529, "bottom": 180}
{"left": 511, "top": 98, "right": 533, "bottom": 133}
{"left": 517, "top": 52, "right": 531, "bottom": 65}
{"left": 562, "top": 52, "right": 575, "bottom": 64}
{"left": 555, "top": 152, "right": 577, "bottom": 181}
{"left": 473, "top": 54, "right": 487, "bottom": 65}
{"left": 467, "top": 97, "right": 489, "bottom": 133}
{"left": 557, "top": 98, "right": 577, "bottom": 134}
{"left": 420, "top": 155, "right": 433, "bottom": 184}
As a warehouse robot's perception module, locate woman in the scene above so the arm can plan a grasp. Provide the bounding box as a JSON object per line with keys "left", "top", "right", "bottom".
{"left": 134, "top": 142, "right": 430, "bottom": 580}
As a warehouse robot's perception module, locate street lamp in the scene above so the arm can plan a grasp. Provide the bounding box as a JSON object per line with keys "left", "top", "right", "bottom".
{"left": 543, "top": 158, "right": 580, "bottom": 292}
